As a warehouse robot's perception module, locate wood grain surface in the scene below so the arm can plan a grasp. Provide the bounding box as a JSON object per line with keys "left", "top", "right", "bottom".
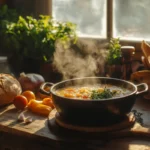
{"left": 0, "top": 98, "right": 150, "bottom": 150}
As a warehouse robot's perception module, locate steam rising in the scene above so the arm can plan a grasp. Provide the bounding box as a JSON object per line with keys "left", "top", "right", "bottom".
{"left": 53, "top": 39, "right": 108, "bottom": 80}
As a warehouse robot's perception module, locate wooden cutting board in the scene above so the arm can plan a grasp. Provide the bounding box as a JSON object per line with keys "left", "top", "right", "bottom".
{"left": 0, "top": 98, "right": 150, "bottom": 145}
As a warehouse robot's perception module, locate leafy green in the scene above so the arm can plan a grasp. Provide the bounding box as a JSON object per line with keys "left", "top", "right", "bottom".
{"left": 107, "top": 38, "right": 122, "bottom": 65}
{"left": 5, "top": 15, "right": 77, "bottom": 62}
{"left": 91, "top": 88, "right": 117, "bottom": 99}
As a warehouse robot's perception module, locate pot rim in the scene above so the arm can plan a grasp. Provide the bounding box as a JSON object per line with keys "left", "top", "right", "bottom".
{"left": 50, "top": 76, "right": 137, "bottom": 102}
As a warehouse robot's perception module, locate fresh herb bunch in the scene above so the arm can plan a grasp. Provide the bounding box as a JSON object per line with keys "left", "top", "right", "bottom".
{"left": 6, "top": 15, "right": 77, "bottom": 62}
{"left": 107, "top": 38, "right": 122, "bottom": 65}
{"left": 91, "top": 88, "right": 116, "bottom": 99}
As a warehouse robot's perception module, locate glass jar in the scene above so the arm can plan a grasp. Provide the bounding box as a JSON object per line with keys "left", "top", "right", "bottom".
{"left": 121, "top": 46, "right": 135, "bottom": 80}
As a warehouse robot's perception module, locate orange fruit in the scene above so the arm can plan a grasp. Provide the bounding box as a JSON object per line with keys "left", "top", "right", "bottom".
{"left": 22, "top": 90, "right": 36, "bottom": 102}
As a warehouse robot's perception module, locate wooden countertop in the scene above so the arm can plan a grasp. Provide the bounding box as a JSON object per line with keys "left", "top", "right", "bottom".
{"left": 1, "top": 97, "right": 150, "bottom": 150}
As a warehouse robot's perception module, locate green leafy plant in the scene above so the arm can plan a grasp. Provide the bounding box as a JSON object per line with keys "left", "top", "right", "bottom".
{"left": 107, "top": 38, "right": 122, "bottom": 65}
{"left": 6, "top": 15, "right": 77, "bottom": 62}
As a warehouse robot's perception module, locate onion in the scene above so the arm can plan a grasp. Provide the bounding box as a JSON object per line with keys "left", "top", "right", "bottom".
{"left": 18, "top": 72, "right": 45, "bottom": 93}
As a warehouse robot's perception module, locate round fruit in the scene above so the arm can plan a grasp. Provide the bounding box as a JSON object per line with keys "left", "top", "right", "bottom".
{"left": 13, "top": 95, "right": 28, "bottom": 110}
{"left": 42, "top": 97, "right": 54, "bottom": 108}
{"left": 22, "top": 91, "right": 36, "bottom": 102}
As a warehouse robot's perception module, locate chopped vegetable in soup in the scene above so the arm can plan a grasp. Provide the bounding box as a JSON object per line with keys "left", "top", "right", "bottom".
{"left": 55, "top": 84, "right": 130, "bottom": 100}
{"left": 91, "top": 88, "right": 117, "bottom": 99}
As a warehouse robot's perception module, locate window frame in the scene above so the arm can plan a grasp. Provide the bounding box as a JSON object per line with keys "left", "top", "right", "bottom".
{"left": 49, "top": 0, "right": 143, "bottom": 60}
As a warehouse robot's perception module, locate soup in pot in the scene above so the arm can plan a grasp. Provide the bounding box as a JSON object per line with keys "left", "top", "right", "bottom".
{"left": 55, "top": 84, "right": 131, "bottom": 100}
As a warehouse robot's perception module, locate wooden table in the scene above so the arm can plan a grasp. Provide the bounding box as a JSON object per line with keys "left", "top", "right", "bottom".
{"left": 1, "top": 97, "right": 150, "bottom": 150}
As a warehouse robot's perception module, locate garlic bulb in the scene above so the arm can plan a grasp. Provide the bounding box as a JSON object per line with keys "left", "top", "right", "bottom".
{"left": 18, "top": 112, "right": 25, "bottom": 122}
{"left": 25, "top": 117, "right": 33, "bottom": 124}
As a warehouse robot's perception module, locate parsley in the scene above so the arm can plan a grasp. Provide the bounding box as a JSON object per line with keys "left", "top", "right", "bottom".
{"left": 107, "top": 38, "right": 122, "bottom": 65}
{"left": 91, "top": 88, "right": 116, "bottom": 100}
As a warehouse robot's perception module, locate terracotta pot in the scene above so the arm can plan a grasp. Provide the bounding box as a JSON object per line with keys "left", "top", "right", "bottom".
{"left": 8, "top": 55, "right": 62, "bottom": 82}
{"left": 40, "top": 63, "right": 63, "bottom": 83}
{"left": 8, "top": 55, "right": 42, "bottom": 76}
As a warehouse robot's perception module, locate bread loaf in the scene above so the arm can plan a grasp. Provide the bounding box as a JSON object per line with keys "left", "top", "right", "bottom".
{"left": 0, "top": 74, "right": 22, "bottom": 106}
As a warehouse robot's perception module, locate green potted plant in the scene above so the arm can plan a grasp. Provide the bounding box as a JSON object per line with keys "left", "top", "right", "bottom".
{"left": 107, "top": 38, "right": 122, "bottom": 65}
{"left": 5, "top": 15, "right": 77, "bottom": 76}
{"left": 106, "top": 38, "right": 122, "bottom": 78}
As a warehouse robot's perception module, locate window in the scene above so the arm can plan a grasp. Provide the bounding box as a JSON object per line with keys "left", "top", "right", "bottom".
{"left": 51, "top": 0, "right": 150, "bottom": 42}
{"left": 52, "top": 0, "right": 106, "bottom": 38}
{"left": 114, "top": 0, "right": 150, "bottom": 41}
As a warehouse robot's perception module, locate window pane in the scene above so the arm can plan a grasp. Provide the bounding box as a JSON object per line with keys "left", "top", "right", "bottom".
{"left": 114, "top": 0, "right": 150, "bottom": 41}
{"left": 52, "top": 0, "right": 106, "bottom": 38}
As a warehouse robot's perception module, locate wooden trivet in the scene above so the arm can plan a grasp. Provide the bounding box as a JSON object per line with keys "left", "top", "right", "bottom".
{"left": 55, "top": 112, "right": 135, "bottom": 133}
{"left": 48, "top": 109, "right": 150, "bottom": 140}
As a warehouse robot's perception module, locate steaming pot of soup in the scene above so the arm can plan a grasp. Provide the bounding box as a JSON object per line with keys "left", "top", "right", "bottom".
{"left": 40, "top": 77, "right": 148, "bottom": 126}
